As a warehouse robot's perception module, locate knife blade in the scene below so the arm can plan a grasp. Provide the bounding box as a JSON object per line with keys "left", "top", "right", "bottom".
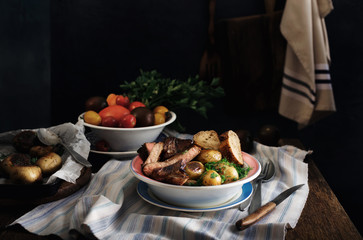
{"left": 235, "top": 184, "right": 304, "bottom": 231}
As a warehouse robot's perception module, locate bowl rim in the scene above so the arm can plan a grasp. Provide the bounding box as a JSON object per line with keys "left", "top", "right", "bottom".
{"left": 129, "top": 152, "right": 261, "bottom": 190}
{"left": 79, "top": 111, "right": 176, "bottom": 131}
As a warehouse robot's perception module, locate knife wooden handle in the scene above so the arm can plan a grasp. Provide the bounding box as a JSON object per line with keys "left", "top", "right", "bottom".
{"left": 235, "top": 202, "right": 276, "bottom": 231}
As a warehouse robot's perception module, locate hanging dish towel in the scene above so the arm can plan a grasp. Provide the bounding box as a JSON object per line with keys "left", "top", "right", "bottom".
{"left": 278, "top": 0, "right": 336, "bottom": 128}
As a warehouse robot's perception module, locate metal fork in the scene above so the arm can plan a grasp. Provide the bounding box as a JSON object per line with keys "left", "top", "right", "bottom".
{"left": 248, "top": 161, "right": 272, "bottom": 213}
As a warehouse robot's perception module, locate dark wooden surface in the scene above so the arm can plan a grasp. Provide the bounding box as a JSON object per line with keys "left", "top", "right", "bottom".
{"left": 286, "top": 160, "right": 362, "bottom": 240}
{"left": 0, "top": 142, "right": 362, "bottom": 240}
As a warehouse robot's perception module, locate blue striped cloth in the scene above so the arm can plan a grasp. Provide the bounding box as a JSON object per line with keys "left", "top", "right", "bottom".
{"left": 12, "top": 132, "right": 309, "bottom": 240}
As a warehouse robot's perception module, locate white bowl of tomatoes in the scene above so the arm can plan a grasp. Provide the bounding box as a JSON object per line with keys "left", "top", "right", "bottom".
{"left": 80, "top": 94, "right": 177, "bottom": 152}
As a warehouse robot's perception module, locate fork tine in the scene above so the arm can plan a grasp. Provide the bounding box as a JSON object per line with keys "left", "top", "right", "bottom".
{"left": 264, "top": 162, "right": 270, "bottom": 174}
{"left": 258, "top": 161, "right": 266, "bottom": 178}
{"left": 260, "top": 161, "right": 270, "bottom": 178}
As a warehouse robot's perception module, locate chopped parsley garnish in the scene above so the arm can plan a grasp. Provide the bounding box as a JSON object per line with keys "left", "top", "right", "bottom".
{"left": 205, "top": 158, "right": 251, "bottom": 180}
{"left": 191, "top": 158, "right": 251, "bottom": 186}
{"left": 210, "top": 172, "right": 218, "bottom": 178}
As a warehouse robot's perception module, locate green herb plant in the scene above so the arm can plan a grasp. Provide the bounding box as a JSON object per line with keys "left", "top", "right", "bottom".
{"left": 120, "top": 70, "right": 224, "bottom": 130}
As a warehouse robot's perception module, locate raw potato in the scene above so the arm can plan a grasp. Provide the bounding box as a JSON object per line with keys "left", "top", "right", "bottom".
{"left": 0, "top": 153, "right": 42, "bottom": 184}
{"left": 11, "top": 166, "right": 42, "bottom": 184}
{"left": 36, "top": 152, "right": 62, "bottom": 175}
{"left": 193, "top": 130, "right": 220, "bottom": 150}
{"left": 185, "top": 161, "right": 205, "bottom": 180}
{"left": 196, "top": 149, "right": 222, "bottom": 164}
{"left": 219, "top": 130, "right": 244, "bottom": 165}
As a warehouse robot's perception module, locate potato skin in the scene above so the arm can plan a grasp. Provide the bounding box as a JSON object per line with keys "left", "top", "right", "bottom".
{"left": 11, "top": 166, "right": 42, "bottom": 184}
{"left": 36, "top": 152, "right": 62, "bottom": 175}
{"left": 185, "top": 161, "right": 205, "bottom": 180}
{"left": 202, "top": 170, "right": 222, "bottom": 186}
{"left": 220, "top": 166, "right": 239, "bottom": 184}
{"left": 0, "top": 153, "right": 42, "bottom": 184}
{"left": 196, "top": 150, "right": 222, "bottom": 164}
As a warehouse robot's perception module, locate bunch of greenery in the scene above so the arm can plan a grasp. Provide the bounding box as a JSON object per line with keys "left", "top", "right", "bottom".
{"left": 120, "top": 70, "right": 225, "bottom": 130}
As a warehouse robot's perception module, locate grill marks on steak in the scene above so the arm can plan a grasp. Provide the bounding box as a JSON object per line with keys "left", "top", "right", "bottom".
{"left": 162, "top": 137, "right": 193, "bottom": 159}
{"left": 148, "top": 161, "right": 189, "bottom": 185}
{"left": 137, "top": 137, "right": 193, "bottom": 162}
{"left": 142, "top": 145, "right": 201, "bottom": 185}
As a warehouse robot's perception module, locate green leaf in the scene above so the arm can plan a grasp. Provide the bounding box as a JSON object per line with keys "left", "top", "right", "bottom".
{"left": 119, "top": 69, "right": 225, "bottom": 130}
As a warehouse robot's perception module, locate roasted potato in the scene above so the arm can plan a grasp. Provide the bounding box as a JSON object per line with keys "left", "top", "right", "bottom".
{"left": 214, "top": 161, "right": 240, "bottom": 184}
{"left": 185, "top": 161, "right": 205, "bottom": 180}
{"left": 220, "top": 166, "right": 239, "bottom": 184}
{"left": 196, "top": 149, "right": 222, "bottom": 164}
{"left": 201, "top": 170, "right": 222, "bottom": 186}
{"left": 35, "top": 152, "right": 62, "bottom": 175}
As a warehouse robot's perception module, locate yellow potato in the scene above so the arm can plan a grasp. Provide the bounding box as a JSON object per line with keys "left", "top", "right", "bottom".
{"left": 202, "top": 170, "right": 222, "bottom": 186}
{"left": 36, "top": 152, "right": 62, "bottom": 175}
{"left": 185, "top": 161, "right": 205, "bottom": 180}
{"left": 195, "top": 150, "right": 222, "bottom": 164}
{"left": 11, "top": 166, "right": 42, "bottom": 184}
{"left": 220, "top": 166, "right": 239, "bottom": 184}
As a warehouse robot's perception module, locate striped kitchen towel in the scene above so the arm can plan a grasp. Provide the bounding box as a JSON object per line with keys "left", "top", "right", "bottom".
{"left": 279, "top": 0, "right": 336, "bottom": 128}
{"left": 11, "top": 135, "right": 309, "bottom": 239}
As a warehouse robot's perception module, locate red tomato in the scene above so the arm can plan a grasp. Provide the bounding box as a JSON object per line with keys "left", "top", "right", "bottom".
{"left": 116, "top": 95, "right": 130, "bottom": 107}
{"left": 101, "top": 116, "right": 118, "bottom": 127}
{"left": 128, "top": 101, "right": 146, "bottom": 111}
{"left": 121, "top": 114, "right": 136, "bottom": 128}
{"left": 99, "top": 105, "right": 130, "bottom": 122}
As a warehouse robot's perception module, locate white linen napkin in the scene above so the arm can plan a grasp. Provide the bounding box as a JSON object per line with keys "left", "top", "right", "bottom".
{"left": 0, "top": 121, "right": 89, "bottom": 184}
{"left": 278, "top": 0, "right": 336, "bottom": 128}
{"left": 11, "top": 132, "right": 310, "bottom": 240}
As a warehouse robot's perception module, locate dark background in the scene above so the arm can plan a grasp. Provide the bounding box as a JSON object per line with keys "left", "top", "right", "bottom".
{"left": 0, "top": 0, "right": 362, "bottom": 234}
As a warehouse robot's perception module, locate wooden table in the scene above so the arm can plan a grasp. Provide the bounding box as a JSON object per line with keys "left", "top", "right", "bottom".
{"left": 0, "top": 140, "right": 361, "bottom": 240}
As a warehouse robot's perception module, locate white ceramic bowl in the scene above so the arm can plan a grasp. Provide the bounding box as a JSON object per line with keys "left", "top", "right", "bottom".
{"left": 79, "top": 111, "right": 176, "bottom": 152}
{"left": 130, "top": 152, "right": 261, "bottom": 208}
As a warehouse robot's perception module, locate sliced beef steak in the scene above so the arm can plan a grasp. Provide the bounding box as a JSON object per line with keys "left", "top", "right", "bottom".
{"left": 162, "top": 137, "right": 193, "bottom": 159}
{"left": 143, "top": 142, "right": 164, "bottom": 166}
{"left": 149, "top": 160, "right": 189, "bottom": 185}
{"left": 143, "top": 145, "right": 201, "bottom": 185}
{"left": 137, "top": 142, "right": 155, "bottom": 161}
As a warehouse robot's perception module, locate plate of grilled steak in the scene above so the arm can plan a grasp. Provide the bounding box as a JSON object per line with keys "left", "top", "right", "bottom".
{"left": 130, "top": 130, "right": 261, "bottom": 208}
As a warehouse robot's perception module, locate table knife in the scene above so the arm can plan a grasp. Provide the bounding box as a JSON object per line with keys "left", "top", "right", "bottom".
{"left": 235, "top": 184, "right": 304, "bottom": 231}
